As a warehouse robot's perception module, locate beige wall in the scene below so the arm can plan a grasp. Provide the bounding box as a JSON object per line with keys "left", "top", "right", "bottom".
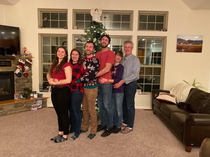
{"left": 1, "top": 0, "right": 210, "bottom": 108}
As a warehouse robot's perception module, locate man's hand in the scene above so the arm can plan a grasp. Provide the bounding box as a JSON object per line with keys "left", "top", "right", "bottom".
{"left": 98, "top": 78, "right": 107, "bottom": 84}
{"left": 113, "top": 80, "right": 124, "bottom": 88}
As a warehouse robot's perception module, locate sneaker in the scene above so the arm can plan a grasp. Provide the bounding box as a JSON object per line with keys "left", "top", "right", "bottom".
{"left": 54, "top": 136, "right": 68, "bottom": 143}
{"left": 113, "top": 127, "right": 121, "bottom": 134}
{"left": 80, "top": 130, "right": 87, "bottom": 133}
{"left": 70, "top": 134, "right": 79, "bottom": 141}
{"left": 87, "top": 133, "right": 96, "bottom": 140}
{"left": 97, "top": 124, "right": 106, "bottom": 132}
{"left": 50, "top": 134, "right": 62, "bottom": 141}
{"left": 101, "top": 127, "right": 113, "bottom": 137}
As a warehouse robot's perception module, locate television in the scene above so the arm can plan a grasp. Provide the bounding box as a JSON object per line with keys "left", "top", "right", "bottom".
{"left": 0, "top": 25, "right": 20, "bottom": 56}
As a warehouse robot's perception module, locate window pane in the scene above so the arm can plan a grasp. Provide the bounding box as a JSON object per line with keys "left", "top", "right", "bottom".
{"left": 147, "top": 39, "right": 154, "bottom": 47}
{"left": 156, "top": 23, "right": 163, "bottom": 30}
{"left": 51, "top": 13, "right": 58, "bottom": 20}
{"left": 139, "top": 15, "right": 147, "bottom": 22}
{"left": 85, "top": 14, "right": 92, "bottom": 21}
{"left": 113, "top": 23, "right": 120, "bottom": 29}
{"left": 42, "top": 13, "right": 50, "bottom": 20}
{"left": 148, "top": 15, "right": 155, "bottom": 22}
{"left": 140, "top": 67, "right": 144, "bottom": 75}
{"left": 156, "top": 16, "right": 164, "bottom": 22}
{"left": 139, "top": 23, "right": 146, "bottom": 30}
{"left": 122, "top": 15, "right": 130, "bottom": 21}
{"left": 85, "top": 22, "right": 91, "bottom": 27}
{"left": 43, "top": 21, "right": 50, "bottom": 27}
{"left": 145, "top": 67, "right": 152, "bottom": 75}
{"left": 43, "top": 55, "right": 51, "bottom": 63}
{"left": 153, "top": 85, "right": 160, "bottom": 90}
{"left": 122, "top": 23, "right": 130, "bottom": 30}
{"left": 51, "top": 46, "right": 57, "bottom": 54}
{"left": 43, "top": 46, "right": 50, "bottom": 54}
{"left": 113, "top": 14, "right": 121, "bottom": 21}
{"left": 43, "top": 82, "right": 50, "bottom": 90}
{"left": 148, "top": 23, "right": 155, "bottom": 30}
{"left": 76, "top": 14, "right": 84, "bottom": 20}
{"left": 145, "top": 85, "right": 151, "bottom": 92}
{"left": 51, "top": 55, "right": 56, "bottom": 61}
{"left": 155, "top": 39, "right": 162, "bottom": 46}
{"left": 138, "top": 39, "right": 145, "bottom": 48}
{"left": 51, "top": 21, "right": 58, "bottom": 28}
{"left": 153, "top": 76, "right": 160, "bottom": 84}
{"left": 43, "top": 65, "right": 51, "bottom": 72}
{"left": 60, "top": 37, "right": 67, "bottom": 46}
{"left": 138, "top": 76, "right": 144, "bottom": 83}
{"left": 76, "top": 21, "right": 84, "bottom": 28}
{"left": 43, "top": 37, "right": 50, "bottom": 45}
{"left": 59, "top": 21, "right": 67, "bottom": 28}
{"left": 59, "top": 13, "right": 67, "bottom": 20}
{"left": 51, "top": 37, "right": 58, "bottom": 45}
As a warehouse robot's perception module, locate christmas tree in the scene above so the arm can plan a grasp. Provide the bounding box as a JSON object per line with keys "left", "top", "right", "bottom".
{"left": 82, "top": 21, "right": 106, "bottom": 56}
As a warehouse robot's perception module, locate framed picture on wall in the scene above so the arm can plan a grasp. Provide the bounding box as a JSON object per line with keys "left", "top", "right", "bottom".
{"left": 176, "top": 35, "right": 203, "bottom": 53}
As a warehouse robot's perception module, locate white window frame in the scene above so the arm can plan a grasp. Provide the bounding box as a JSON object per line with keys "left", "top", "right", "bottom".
{"left": 138, "top": 11, "right": 168, "bottom": 31}
{"left": 38, "top": 9, "right": 68, "bottom": 29}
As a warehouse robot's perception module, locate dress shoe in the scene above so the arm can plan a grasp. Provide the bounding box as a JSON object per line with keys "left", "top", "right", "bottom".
{"left": 54, "top": 136, "right": 68, "bottom": 143}
{"left": 113, "top": 127, "right": 121, "bottom": 134}
{"left": 101, "top": 127, "right": 113, "bottom": 137}
{"left": 97, "top": 124, "right": 106, "bottom": 132}
{"left": 87, "top": 133, "right": 96, "bottom": 140}
{"left": 50, "top": 134, "right": 62, "bottom": 141}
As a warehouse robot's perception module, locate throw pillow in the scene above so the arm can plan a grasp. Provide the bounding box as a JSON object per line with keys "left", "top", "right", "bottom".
{"left": 185, "top": 88, "right": 209, "bottom": 113}
{"left": 156, "top": 92, "right": 176, "bottom": 104}
{"left": 170, "top": 83, "right": 194, "bottom": 103}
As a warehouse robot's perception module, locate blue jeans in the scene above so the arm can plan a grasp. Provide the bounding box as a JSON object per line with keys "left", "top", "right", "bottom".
{"left": 69, "top": 90, "right": 83, "bottom": 135}
{"left": 123, "top": 81, "right": 137, "bottom": 128}
{"left": 112, "top": 93, "right": 124, "bottom": 128}
{"left": 97, "top": 83, "right": 113, "bottom": 129}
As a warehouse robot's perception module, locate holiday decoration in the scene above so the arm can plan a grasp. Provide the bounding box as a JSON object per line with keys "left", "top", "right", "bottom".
{"left": 91, "top": 8, "right": 102, "bottom": 23}
{"left": 23, "top": 59, "right": 32, "bottom": 78}
{"left": 82, "top": 21, "right": 106, "bottom": 55}
{"left": 14, "top": 59, "right": 25, "bottom": 77}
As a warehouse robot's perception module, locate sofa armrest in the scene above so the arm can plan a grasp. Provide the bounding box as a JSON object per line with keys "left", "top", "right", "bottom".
{"left": 152, "top": 89, "right": 170, "bottom": 109}
{"left": 185, "top": 114, "right": 210, "bottom": 126}
{"left": 183, "top": 113, "right": 210, "bottom": 147}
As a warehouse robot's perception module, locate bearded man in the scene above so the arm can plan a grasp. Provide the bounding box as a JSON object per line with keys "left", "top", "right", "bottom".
{"left": 95, "top": 34, "right": 115, "bottom": 137}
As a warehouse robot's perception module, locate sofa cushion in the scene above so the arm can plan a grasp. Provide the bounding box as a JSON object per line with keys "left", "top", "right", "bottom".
{"left": 170, "top": 112, "right": 188, "bottom": 130}
{"left": 160, "top": 104, "right": 190, "bottom": 119}
{"left": 156, "top": 92, "right": 176, "bottom": 104}
{"left": 186, "top": 88, "right": 210, "bottom": 113}
{"left": 170, "top": 83, "right": 193, "bottom": 103}
{"left": 199, "top": 95, "right": 210, "bottom": 114}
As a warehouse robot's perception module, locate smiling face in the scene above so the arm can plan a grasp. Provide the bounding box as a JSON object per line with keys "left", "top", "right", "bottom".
{"left": 71, "top": 50, "right": 79, "bottom": 63}
{"left": 115, "top": 54, "right": 122, "bottom": 63}
{"left": 57, "top": 48, "right": 66, "bottom": 60}
{"left": 85, "top": 43, "right": 95, "bottom": 56}
{"left": 100, "top": 36, "right": 109, "bottom": 48}
{"left": 124, "top": 43, "right": 133, "bottom": 57}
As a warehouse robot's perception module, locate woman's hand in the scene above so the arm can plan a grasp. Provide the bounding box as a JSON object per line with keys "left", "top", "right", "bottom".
{"left": 99, "top": 78, "right": 107, "bottom": 84}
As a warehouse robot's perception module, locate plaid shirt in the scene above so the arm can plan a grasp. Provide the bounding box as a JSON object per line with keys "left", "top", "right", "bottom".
{"left": 70, "top": 63, "right": 84, "bottom": 94}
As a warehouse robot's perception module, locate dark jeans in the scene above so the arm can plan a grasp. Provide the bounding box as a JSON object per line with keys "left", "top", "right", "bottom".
{"left": 97, "top": 83, "right": 113, "bottom": 129}
{"left": 51, "top": 86, "right": 70, "bottom": 135}
{"left": 123, "top": 81, "right": 137, "bottom": 128}
{"left": 69, "top": 90, "right": 83, "bottom": 135}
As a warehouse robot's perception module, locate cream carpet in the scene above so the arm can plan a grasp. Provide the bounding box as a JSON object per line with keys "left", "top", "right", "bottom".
{"left": 0, "top": 108, "right": 199, "bottom": 157}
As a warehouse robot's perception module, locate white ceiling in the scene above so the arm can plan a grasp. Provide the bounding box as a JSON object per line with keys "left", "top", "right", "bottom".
{"left": 0, "top": 0, "right": 210, "bottom": 10}
{"left": 182, "top": 0, "right": 210, "bottom": 10}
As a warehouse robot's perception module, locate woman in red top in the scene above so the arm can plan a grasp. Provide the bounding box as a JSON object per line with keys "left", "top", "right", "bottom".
{"left": 47, "top": 46, "right": 72, "bottom": 143}
{"left": 69, "top": 48, "right": 84, "bottom": 141}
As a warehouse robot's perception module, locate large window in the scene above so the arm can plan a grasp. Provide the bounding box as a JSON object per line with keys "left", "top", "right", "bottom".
{"left": 137, "top": 37, "right": 165, "bottom": 92}
{"left": 38, "top": 9, "right": 68, "bottom": 29}
{"left": 73, "top": 10, "right": 132, "bottom": 30}
{"left": 40, "top": 35, "right": 67, "bottom": 91}
{"left": 138, "top": 11, "right": 168, "bottom": 31}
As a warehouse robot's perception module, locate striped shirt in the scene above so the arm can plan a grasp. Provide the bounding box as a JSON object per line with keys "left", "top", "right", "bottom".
{"left": 120, "top": 54, "right": 141, "bottom": 84}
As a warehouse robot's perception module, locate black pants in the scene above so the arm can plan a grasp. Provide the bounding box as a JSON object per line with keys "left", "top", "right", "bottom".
{"left": 51, "top": 86, "right": 70, "bottom": 135}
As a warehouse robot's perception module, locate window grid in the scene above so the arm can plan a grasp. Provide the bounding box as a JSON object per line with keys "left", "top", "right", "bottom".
{"left": 137, "top": 37, "right": 164, "bottom": 93}
{"left": 138, "top": 12, "right": 167, "bottom": 31}
{"left": 75, "top": 13, "right": 92, "bottom": 29}
{"left": 41, "top": 35, "right": 67, "bottom": 91}
{"left": 39, "top": 9, "right": 67, "bottom": 28}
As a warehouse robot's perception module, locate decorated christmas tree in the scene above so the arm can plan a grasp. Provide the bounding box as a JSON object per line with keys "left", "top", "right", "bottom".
{"left": 82, "top": 21, "right": 106, "bottom": 55}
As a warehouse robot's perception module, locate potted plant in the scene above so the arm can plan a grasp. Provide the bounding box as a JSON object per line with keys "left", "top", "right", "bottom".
{"left": 23, "top": 87, "right": 32, "bottom": 99}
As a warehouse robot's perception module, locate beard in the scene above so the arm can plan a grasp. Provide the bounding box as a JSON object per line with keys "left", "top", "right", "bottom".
{"left": 101, "top": 43, "right": 108, "bottom": 48}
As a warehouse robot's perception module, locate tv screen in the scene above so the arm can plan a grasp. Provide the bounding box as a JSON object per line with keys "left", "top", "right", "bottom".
{"left": 0, "top": 25, "right": 20, "bottom": 56}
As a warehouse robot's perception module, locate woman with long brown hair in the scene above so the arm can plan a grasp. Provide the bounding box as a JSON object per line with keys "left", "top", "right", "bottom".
{"left": 47, "top": 46, "right": 72, "bottom": 143}
{"left": 69, "top": 48, "right": 84, "bottom": 141}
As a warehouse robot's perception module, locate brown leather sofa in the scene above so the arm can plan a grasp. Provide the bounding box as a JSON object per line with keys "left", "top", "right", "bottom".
{"left": 152, "top": 88, "right": 210, "bottom": 152}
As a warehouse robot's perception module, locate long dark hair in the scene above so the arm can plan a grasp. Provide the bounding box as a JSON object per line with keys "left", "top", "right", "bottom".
{"left": 69, "top": 48, "right": 83, "bottom": 64}
{"left": 49, "top": 46, "right": 68, "bottom": 75}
